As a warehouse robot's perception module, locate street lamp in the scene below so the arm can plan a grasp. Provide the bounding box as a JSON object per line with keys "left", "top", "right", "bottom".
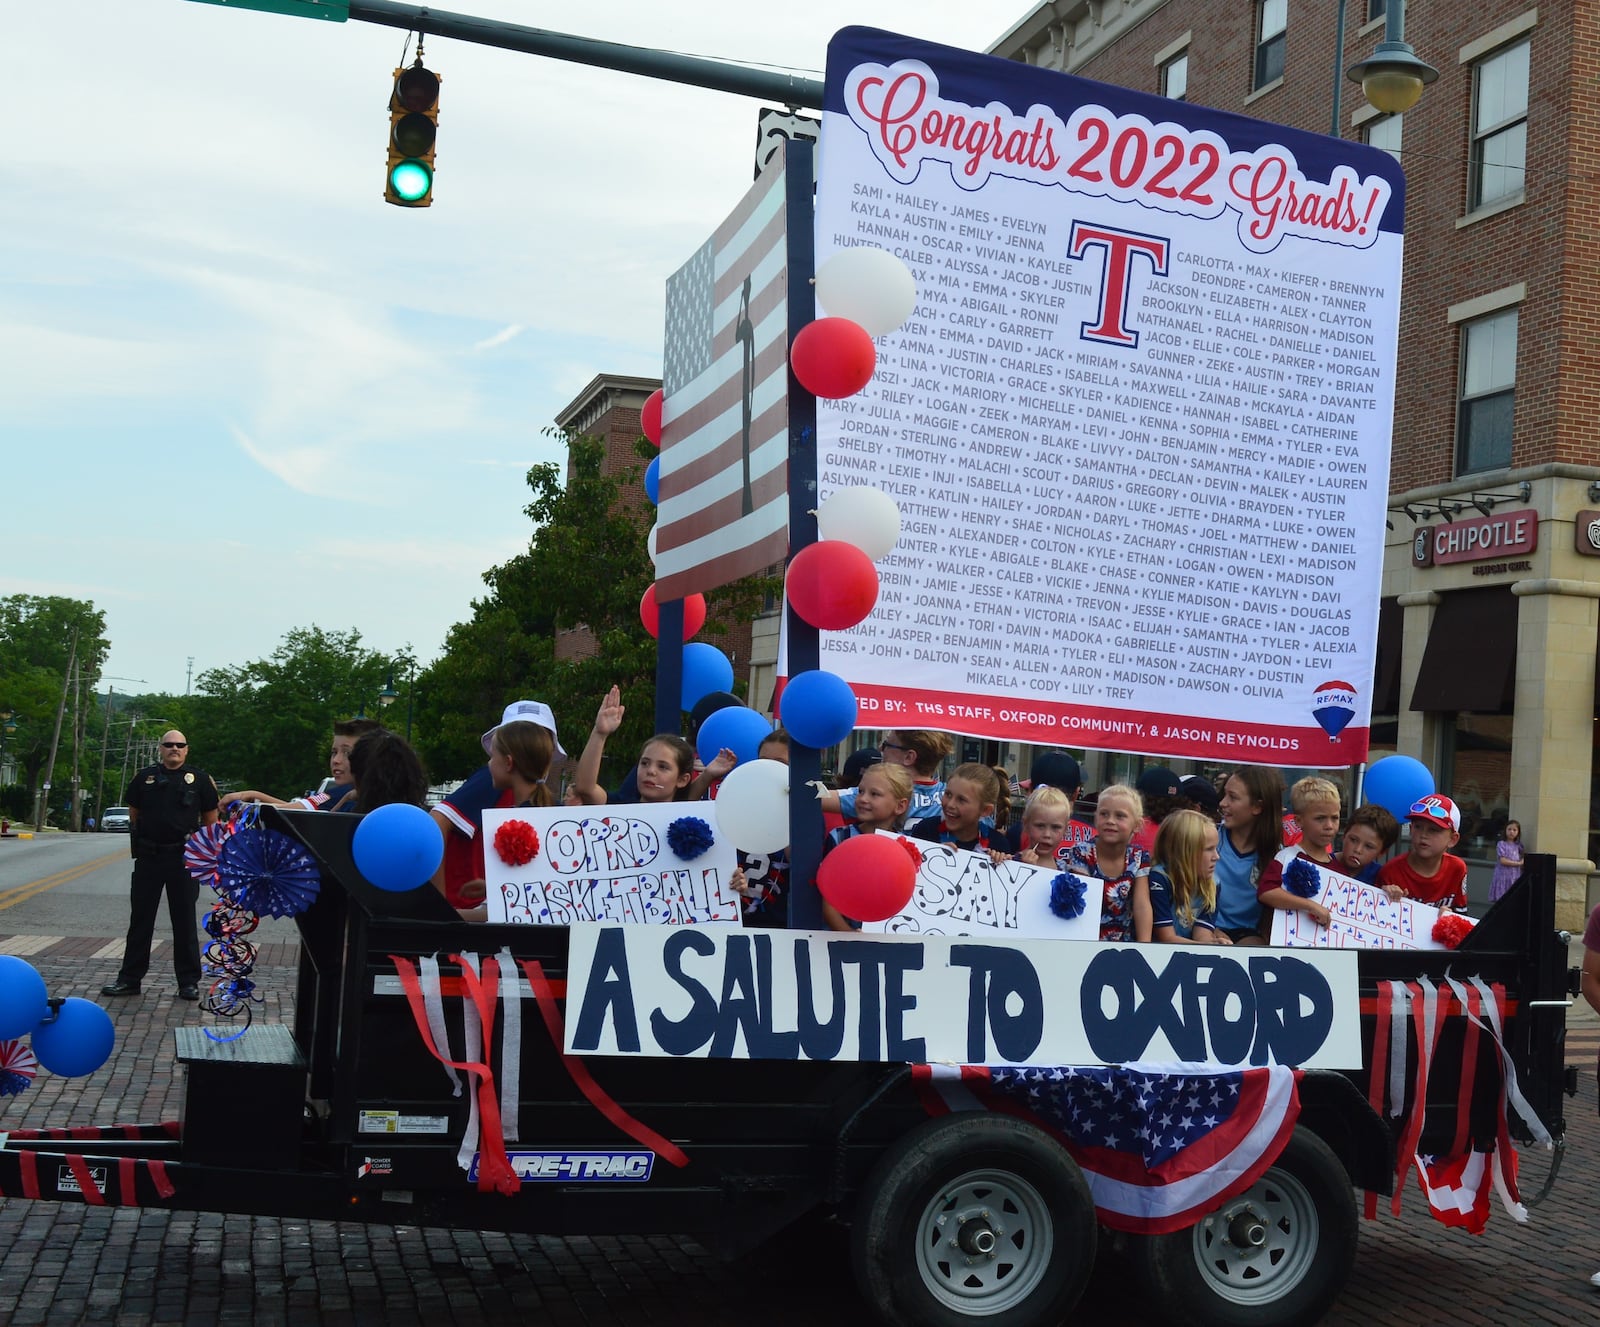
{"left": 377, "top": 662, "right": 417, "bottom": 739}
{"left": 1346, "top": 0, "right": 1438, "bottom": 116}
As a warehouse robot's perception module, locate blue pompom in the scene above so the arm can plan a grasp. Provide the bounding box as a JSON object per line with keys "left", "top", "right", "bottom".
{"left": 666, "top": 816, "right": 716, "bottom": 861}
{"left": 1049, "top": 872, "right": 1087, "bottom": 920}
{"left": 1284, "top": 857, "right": 1321, "bottom": 899}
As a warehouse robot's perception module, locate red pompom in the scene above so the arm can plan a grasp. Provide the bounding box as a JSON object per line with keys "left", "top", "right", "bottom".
{"left": 817, "top": 832, "right": 919, "bottom": 923}
{"left": 1432, "top": 911, "right": 1475, "bottom": 950}
{"left": 897, "top": 837, "right": 924, "bottom": 873}
{"left": 640, "top": 585, "right": 708, "bottom": 641}
{"left": 641, "top": 388, "right": 664, "bottom": 446}
{"left": 494, "top": 819, "right": 540, "bottom": 868}
{"left": 790, "top": 318, "right": 877, "bottom": 399}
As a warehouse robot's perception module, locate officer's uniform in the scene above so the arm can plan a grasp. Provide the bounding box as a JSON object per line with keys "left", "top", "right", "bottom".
{"left": 112, "top": 760, "right": 219, "bottom": 992}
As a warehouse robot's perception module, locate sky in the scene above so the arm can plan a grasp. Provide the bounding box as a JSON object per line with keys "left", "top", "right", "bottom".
{"left": 7, "top": 0, "right": 1013, "bottom": 698}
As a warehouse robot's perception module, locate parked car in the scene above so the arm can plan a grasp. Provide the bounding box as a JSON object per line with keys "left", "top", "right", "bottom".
{"left": 101, "top": 806, "right": 131, "bottom": 832}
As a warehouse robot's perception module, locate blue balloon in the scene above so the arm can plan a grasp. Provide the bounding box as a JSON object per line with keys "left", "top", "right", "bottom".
{"left": 680, "top": 642, "right": 734, "bottom": 711}
{"left": 644, "top": 456, "right": 661, "bottom": 505}
{"left": 353, "top": 802, "right": 445, "bottom": 893}
{"left": 32, "top": 997, "right": 115, "bottom": 1078}
{"left": 1362, "top": 755, "right": 1435, "bottom": 820}
{"left": 779, "top": 670, "right": 859, "bottom": 749}
{"left": 696, "top": 706, "right": 774, "bottom": 767}
{"left": 0, "top": 955, "right": 48, "bottom": 1041}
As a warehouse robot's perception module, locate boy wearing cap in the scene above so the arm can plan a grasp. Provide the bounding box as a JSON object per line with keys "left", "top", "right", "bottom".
{"left": 1375, "top": 794, "right": 1468, "bottom": 911}
{"left": 1132, "top": 766, "right": 1181, "bottom": 854}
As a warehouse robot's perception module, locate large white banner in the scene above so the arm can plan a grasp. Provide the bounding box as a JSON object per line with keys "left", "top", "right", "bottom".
{"left": 564, "top": 923, "right": 1362, "bottom": 1069}
{"left": 812, "top": 28, "right": 1403, "bottom": 766}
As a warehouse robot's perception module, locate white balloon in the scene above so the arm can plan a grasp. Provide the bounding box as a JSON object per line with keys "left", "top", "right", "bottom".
{"left": 817, "top": 486, "right": 901, "bottom": 561}
{"left": 648, "top": 522, "right": 659, "bottom": 565}
{"left": 815, "top": 247, "right": 918, "bottom": 337}
{"left": 713, "top": 758, "right": 791, "bottom": 855}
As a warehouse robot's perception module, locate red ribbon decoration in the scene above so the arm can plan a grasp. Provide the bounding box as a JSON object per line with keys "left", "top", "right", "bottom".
{"left": 520, "top": 958, "right": 689, "bottom": 1169}
{"left": 389, "top": 954, "right": 522, "bottom": 1196}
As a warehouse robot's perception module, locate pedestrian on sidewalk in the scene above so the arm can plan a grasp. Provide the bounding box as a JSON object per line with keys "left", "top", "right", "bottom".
{"left": 101, "top": 729, "right": 219, "bottom": 1000}
{"left": 1489, "top": 819, "right": 1524, "bottom": 902}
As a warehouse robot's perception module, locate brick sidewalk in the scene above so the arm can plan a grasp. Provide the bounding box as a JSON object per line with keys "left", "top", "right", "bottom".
{"left": 0, "top": 939, "right": 1595, "bottom": 1326}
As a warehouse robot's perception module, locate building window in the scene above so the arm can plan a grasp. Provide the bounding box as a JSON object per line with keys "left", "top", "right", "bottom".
{"left": 1161, "top": 51, "right": 1189, "bottom": 101}
{"left": 1469, "top": 40, "right": 1529, "bottom": 210}
{"left": 1367, "top": 0, "right": 1387, "bottom": 22}
{"left": 1255, "top": 0, "right": 1286, "bottom": 88}
{"left": 1457, "top": 309, "right": 1517, "bottom": 474}
{"left": 1366, "top": 114, "right": 1402, "bottom": 161}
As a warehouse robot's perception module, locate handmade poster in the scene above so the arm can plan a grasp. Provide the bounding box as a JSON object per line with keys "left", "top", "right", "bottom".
{"left": 483, "top": 805, "right": 740, "bottom": 926}
{"left": 1269, "top": 863, "right": 1445, "bottom": 950}
{"left": 861, "top": 835, "right": 1100, "bottom": 942}
{"left": 564, "top": 923, "right": 1363, "bottom": 1070}
{"left": 809, "top": 27, "right": 1403, "bottom": 766}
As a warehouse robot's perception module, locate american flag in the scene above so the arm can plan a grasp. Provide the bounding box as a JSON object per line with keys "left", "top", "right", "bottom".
{"left": 915, "top": 1063, "right": 1302, "bottom": 1234}
{"left": 654, "top": 143, "right": 791, "bottom": 600}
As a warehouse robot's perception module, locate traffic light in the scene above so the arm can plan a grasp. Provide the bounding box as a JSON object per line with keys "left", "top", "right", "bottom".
{"left": 385, "top": 61, "right": 440, "bottom": 207}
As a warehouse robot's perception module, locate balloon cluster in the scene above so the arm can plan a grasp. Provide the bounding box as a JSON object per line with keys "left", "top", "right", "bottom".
{"left": 0, "top": 954, "right": 115, "bottom": 1089}
{"left": 1362, "top": 755, "right": 1435, "bottom": 820}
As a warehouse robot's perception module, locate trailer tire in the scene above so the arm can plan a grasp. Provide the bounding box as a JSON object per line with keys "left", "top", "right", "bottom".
{"left": 851, "top": 1113, "right": 1095, "bottom": 1326}
{"left": 1130, "top": 1126, "right": 1356, "bottom": 1327}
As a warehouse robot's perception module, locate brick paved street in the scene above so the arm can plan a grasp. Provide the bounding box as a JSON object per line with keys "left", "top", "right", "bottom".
{"left": 0, "top": 927, "right": 1595, "bottom": 1325}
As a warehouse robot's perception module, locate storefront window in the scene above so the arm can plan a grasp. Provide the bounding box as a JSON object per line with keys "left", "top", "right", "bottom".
{"left": 1443, "top": 712, "right": 1513, "bottom": 856}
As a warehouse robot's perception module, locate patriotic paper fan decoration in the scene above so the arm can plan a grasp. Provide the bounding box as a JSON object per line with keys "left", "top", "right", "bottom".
{"left": 185, "top": 821, "right": 234, "bottom": 888}
{"left": 215, "top": 826, "right": 321, "bottom": 919}
{"left": 0, "top": 1039, "right": 38, "bottom": 1097}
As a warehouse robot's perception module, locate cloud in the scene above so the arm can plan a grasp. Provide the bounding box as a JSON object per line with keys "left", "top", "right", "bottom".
{"left": 472, "top": 324, "right": 525, "bottom": 353}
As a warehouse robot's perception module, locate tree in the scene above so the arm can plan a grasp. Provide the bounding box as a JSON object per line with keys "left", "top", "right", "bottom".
{"left": 187, "top": 627, "right": 409, "bottom": 795}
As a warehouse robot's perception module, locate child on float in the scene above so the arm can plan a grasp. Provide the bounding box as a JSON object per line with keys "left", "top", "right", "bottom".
{"left": 1214, "top": 766, "right": 1285, "bottom": 945}
{"left": 433, "top": 720, "right": 555, "bottom": 918}
{"left": 731, "top": 730, "right": 793, "bottom": 927}
{"left": 571, "top": 684, "right": 729, "bottom": 805}
{"left": 994, "top": 751, "right": 1089, "bottom": 860}
{"left": 1376, "top": 794, "right": 1469, "bottom": 911}
{"left": 1149, "top": 809, "right": 1227, "bottom": 944}
{"left": 818, "top": 729, "right": 953, "bottom": 826}
{"left": 1255, "top": 776, "right": 1340, "bottom": 930}
{"left": 1063, "top": 783, "right": 1151, "bottom": 942}
{"left": 997, "top": 785, "right": 1077, "bottom": 869}
{"left": 1334, "top": 803, "right": 1400, "bottom": 886}
{"left": 820, "top": 762, "right": 915, "bottom": 932}
{"left": 909, "top": 762, "right": 999, "bottom": 852}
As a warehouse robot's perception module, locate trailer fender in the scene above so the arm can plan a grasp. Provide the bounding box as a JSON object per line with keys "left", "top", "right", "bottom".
{"left": 1295, "top": 1068, "right": 1393, "bottom": 1195}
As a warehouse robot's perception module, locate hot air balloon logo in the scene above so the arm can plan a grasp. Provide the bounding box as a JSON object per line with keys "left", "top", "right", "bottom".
{"left": 1311, "top": 680, "right": 1358, "bottom": 741}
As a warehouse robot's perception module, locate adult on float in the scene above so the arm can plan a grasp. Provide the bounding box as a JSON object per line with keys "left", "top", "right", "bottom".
{"left": 816, "top": 729, "right": 953, "bottom": 826}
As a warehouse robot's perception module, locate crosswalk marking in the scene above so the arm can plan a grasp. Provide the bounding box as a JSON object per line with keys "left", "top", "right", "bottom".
{"left": 0, "top": 934, "right": 64, "bottom": 955}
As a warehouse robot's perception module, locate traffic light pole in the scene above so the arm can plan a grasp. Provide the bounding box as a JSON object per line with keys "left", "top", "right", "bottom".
{"left": 344, "top": 0, "right": 825, "bottom": 108}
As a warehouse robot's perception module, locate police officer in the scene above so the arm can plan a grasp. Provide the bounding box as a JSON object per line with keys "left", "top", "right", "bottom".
{"left": 101, "top": 730, "right": 218, "bottom": 999}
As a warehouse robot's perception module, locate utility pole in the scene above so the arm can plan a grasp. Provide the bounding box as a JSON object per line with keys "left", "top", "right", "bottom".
{"left": 33, "top": 628, "right": 77, "bottom": 832}
{"left": 69, "top": 656, "right": 83, "bottom": 831}
{"left": 186, "top": 656, "right": 195, "bottom": 695}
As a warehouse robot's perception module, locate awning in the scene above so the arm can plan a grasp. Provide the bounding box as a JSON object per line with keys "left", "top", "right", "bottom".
{"left": 1373, "top": 597, "right": 1402, "bottom": 715}
{"left": 1409, "top": 586, "right": 1517, "bottom": 713}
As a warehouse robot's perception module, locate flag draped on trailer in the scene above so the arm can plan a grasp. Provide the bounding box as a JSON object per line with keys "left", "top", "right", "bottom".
{"left": 655, "top": 147, "right": 791, "bottom": 599}
{"left": 914, "top": 1063, "right": 1302, "bottom": 1234}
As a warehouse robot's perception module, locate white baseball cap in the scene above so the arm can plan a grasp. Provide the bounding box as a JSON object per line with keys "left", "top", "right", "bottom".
{"left": 482, "top": 699, "right": 566, "bottom": 758}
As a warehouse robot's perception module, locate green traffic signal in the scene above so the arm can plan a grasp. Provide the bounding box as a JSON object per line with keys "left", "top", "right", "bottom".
{"left": 388, "top": 159, "right": 433, "bottom": 203}
{"left": 385, "top": 61, "right": 440, "bottom": 208}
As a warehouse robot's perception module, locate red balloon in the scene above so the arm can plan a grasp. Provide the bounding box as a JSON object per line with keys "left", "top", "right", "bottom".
{"left": 786, "top": 540, "right": 879, "bottom": 631}
{"left": 790, "top": 318, "right": 877, "bottom": 399}
{"left": 641, "top": 388, "right": 664, "bottom": 447}
{"left": 640, "top": 585, "right": 707, "bottom": 641}
{"left": 817, "top": 833, "right": 918, "bottom": 923}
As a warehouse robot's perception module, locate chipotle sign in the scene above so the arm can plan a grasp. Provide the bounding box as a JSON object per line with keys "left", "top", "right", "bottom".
{"left": 1411, "top": 511, "right": 1537, "bottom": 567}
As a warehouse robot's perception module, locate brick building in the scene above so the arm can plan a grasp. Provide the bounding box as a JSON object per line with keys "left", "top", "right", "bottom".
{"left": 992, "top": 0, "right": 1600, "bottom": 923}
{"left": 552, "top": 373, "right": 756, "bottom": 692}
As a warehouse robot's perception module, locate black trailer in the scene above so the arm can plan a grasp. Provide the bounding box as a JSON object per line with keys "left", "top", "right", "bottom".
{"left": 0, "top": 808, "right": 1573, "bottom": 1327}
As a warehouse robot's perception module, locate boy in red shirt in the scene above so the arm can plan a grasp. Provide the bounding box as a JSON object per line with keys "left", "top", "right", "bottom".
{"left": 1375, "top": 794, "right": 1468, "bottom": 911}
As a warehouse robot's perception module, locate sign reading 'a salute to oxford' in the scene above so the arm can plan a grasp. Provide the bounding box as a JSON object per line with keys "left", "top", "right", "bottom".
{"left": 813, "top": 28, "right": 1404, "bottom": 766}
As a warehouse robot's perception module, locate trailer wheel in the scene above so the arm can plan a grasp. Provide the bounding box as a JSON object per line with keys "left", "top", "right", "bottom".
{"left": 1131, "top": 1127, "right": 1356, "bottom": 1327}
{"left": 851, "top": 1114, "right": 1095, "bottom": 1326}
